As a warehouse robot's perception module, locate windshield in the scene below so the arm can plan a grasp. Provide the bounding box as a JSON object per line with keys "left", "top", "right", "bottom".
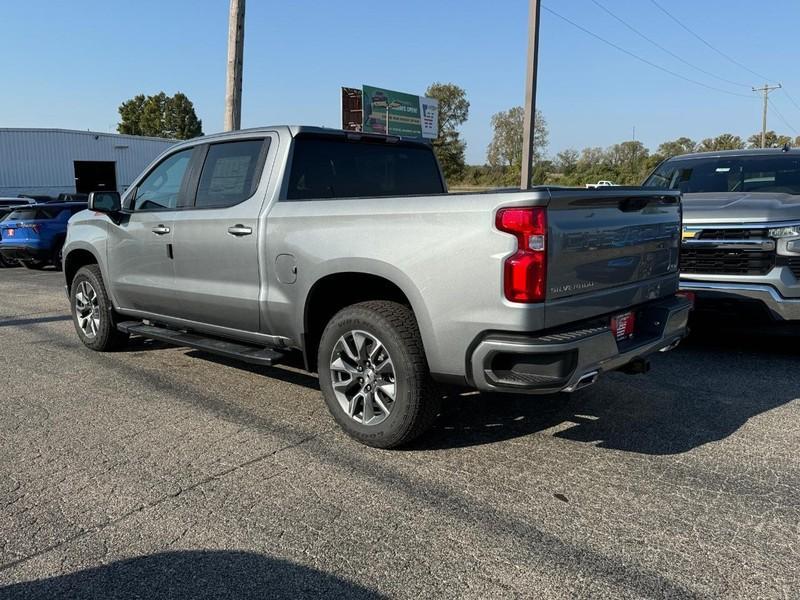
{"left": 644, "top": 154, "right": 800, "bottom": 194}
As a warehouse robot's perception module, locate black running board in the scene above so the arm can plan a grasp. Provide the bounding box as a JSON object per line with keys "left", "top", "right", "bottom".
{"left": 117, "top": 321, "right": 285, "bottom": 367}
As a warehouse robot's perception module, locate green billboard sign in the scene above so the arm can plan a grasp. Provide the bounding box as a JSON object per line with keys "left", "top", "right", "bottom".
{"left": 361, "top": 85, "right": 438, "bottom": 139}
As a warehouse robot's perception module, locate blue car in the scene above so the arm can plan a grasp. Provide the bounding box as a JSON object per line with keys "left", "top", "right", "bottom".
{"left": 0, "top": 202, "right": 87, "bottom": 270}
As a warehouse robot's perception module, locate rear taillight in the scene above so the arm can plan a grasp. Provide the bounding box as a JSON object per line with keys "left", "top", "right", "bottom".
{"left": 496, "top": 207, "right": 547, "bottom": 303}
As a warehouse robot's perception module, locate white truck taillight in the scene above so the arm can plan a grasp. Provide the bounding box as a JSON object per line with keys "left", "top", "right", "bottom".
{"left": 496, "top": 207, "right": 547, "bottom": 303}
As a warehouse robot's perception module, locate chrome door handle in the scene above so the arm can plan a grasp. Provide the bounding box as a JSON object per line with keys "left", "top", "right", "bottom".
{"left": 152, "top": 225, "right": 170, "bottom": 235}
{"left": 227, "top": 225, "right": 253, "bottom": 236}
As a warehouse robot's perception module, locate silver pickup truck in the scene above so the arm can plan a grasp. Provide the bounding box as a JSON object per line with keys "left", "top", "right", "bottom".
{"left": 64, "top": 126, "right": 690, "bottom": 447}
{"left": 644, "top": 148, "right": 800, "bottom": 322}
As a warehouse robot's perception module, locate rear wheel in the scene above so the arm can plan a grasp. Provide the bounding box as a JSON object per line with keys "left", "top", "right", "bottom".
{"left": 317, "top": 301, "right": 440, "bottom": 448}
{"left": 70, "top": 264, "right": 129, "bottom": 351}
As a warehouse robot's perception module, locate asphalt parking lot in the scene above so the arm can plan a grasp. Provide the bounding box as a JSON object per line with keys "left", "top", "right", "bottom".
{"left": 0, "top": 268, "right": 798, "bottom": 599}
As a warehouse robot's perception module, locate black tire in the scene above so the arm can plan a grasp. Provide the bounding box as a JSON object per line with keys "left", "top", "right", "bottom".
{"left": 317, "top": 300, "right": 440, "bottom": 449}
{"left": 22, "top": 259, "right": 49, "bottom": 270}
{"left": 51, "top": 239, "right": 65, "bottom": 271}
{"left": 69, "top": 264, "right": 129, "bottom": 351}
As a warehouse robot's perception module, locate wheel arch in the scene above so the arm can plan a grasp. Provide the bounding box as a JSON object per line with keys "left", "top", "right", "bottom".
{"left": 64, "top": 247, "right": 102, "bottom": 292}
{"left": 301, "top": 265, "right": 435, "bottom": 373}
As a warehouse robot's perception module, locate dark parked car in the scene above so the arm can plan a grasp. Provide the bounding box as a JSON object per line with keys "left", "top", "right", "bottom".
{"left": 0, "top": 202, "right": 86, "bottom": 270}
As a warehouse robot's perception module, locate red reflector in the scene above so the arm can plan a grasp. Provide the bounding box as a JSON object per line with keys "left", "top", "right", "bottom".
{"left": 496, "top": 207, "right": 547, "bottom": 303}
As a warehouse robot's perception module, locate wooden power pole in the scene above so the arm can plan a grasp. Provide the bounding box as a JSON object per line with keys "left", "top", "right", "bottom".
{"left": 752, "top": 83, "right": 781, "bottom": 148}
{"left": 224, "top": 0, "right": 246, "bottom": 131}
{"left": 521, "top": 0, "right": 541, "bottom": 190}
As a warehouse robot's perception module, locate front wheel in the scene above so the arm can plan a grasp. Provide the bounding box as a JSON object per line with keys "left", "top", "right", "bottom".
{"left": 317, "top": 301, "right": 440, "bottom": 448}
{"left": 70, "top": 265, "right": 129, "bottom": 351}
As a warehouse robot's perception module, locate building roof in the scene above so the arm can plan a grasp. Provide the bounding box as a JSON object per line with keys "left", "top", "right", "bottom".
{"left": 0, "top": 128, "right": 176, "bottom": 144}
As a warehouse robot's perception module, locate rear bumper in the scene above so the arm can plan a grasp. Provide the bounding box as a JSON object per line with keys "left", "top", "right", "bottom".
{"left": 468, "top": 295, "right": 691, "bottom": 394}
{"left": 680, "top": 280, "right": 800, "bottom": 321}
{"left": 0, "top": 244, "right": 50, "bottom": 261}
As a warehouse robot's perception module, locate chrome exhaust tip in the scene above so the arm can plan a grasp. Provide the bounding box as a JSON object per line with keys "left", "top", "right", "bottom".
{"left": 564, "top": 370, "right": 600, "bottom": 393}
{"left": 659, "top": 337, "right": 682, "bottom": 353}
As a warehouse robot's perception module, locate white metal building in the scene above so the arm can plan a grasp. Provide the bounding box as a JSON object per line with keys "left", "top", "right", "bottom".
{"left": 0, "top": 128, "right": 177, "bottom": 197}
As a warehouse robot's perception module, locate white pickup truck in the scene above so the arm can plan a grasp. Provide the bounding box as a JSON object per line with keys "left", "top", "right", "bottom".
{"left": 585, "top": 180, "right": 618, "bottom": 189}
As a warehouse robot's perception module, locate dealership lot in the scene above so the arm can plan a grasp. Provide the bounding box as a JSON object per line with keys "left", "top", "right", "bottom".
{"left": 0, "top": 268, "right": 798, "bottom": 599}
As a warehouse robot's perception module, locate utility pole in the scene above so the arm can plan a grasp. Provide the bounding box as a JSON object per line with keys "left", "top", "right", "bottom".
{"left": 224, "top": 0, "right": 246, "bottom": 131}
{"left": 752, "top": 83, "right": 781, "bottom": 148}
{"left": 520, "top": 0, "right": 541, "bottom": 190}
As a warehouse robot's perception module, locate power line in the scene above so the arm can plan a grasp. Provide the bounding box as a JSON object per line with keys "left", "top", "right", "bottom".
{"left": 648, "top": 0, "right": 775, "bottom": 83}
{"left": 781, "top": 88, "right": 800, "bottom": 114}
{"left": 768, "top": 98, "right": 798, "bottom": 135}
{"left": 541, "top": 5, "right": 756, "bottom": 99}
{"left": 589, "top": 0, "right": 750, "bottom": 89}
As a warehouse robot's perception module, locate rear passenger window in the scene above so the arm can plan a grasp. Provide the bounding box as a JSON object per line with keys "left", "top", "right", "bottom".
{"left": 195, "top": 140, "right": 267, "bottom": 208}
{"left": 286, "top": 136, "right": 444, "bottom": 200}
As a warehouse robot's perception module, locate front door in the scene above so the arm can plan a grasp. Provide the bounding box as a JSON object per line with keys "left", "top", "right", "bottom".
{"left": 106, "top": 148, "right": 194, "bottom": 315}
{"left": 170, "top": 137, "right": 271, "bottom": 333}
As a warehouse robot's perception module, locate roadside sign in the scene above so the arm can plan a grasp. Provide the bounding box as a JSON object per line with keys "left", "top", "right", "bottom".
{"left": 342, "top": 85, "right": 438, "bottom": 139}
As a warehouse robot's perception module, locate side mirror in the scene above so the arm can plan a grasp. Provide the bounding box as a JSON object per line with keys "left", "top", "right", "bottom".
{"left": 88, "top": 191, "right": 121, "bottom": 214}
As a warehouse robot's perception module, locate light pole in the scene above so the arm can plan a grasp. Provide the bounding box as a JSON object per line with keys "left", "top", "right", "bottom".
{"left": 521, "top": 0, "right": 541, "bottom": 189}
{"left": 224, "top": 0, "right": 245, "bottom": 131}
{"left": 752, "top": 83, "right": 782, "bottom": 148}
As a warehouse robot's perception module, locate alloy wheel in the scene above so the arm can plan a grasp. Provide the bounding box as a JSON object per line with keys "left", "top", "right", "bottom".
{"left": 75, "top": 281, "right": 101, "bottom": 339}
{"left": 329, "top": 330, "right": 396, "bottom": 426}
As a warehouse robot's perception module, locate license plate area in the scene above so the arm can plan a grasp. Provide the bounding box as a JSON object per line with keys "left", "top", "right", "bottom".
{"left": 610, "top": 311, "right": 636, "bottom": 342}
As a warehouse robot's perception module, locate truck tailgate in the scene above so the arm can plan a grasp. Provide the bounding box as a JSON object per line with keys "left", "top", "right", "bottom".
{"left": 545, "top": 188, "right": 681, "bottom": 327}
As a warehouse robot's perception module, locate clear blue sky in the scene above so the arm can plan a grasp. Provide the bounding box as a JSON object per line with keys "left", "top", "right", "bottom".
{"left": 2, "top": 0, "right": 798, "bottom": 164}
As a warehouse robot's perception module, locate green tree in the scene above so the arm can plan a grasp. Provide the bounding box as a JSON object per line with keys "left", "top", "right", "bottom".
{"left": 486, "top": 107, "right": 548, "bottom": 168}
{"left": 117, "top": 94, "right": 147, "bottom": 136}
{"left": 657, "top": 137, "right": 697, "bottom": 158}
{"left": 425, "top": 82, "right": 469, "bottom": 181}
{"left": 118, "top": 91, "right": 203, "bottom": 139}
{"left": 697, "top": 133, "right": 744, "bottom": 152}
{"left": 607, "top": 140, "right": 650, "bottom": 184}
{"left": 555, "top": 148, "right": 579, "bottom": 175}
{"left": 747, "top": 131, "right": 792, "bottom": 149}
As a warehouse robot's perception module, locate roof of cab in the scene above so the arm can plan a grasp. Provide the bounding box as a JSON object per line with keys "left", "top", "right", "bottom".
{"left": 671, "top": 147, "right": 800, "bottom": 161}
{"left": 165, "top": 125, "right": 432, "bottom": 150}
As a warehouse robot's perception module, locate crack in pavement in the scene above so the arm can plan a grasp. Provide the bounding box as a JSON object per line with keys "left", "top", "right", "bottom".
{"left": 0, "top": 428, "right": 331, "bottom": 574}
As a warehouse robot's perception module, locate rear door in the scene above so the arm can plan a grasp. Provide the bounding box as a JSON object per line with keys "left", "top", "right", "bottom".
{"left": 169, "top": 136, "right": 272, "bottom": 333}
{"left": 545, "top": 188, "right": 681, "bottom": 327}
{"left": 106, "top": 147, "right": 195, "bottom": 315}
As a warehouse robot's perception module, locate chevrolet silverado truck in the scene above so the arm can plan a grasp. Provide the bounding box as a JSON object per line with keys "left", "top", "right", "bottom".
{"left": 644, "top": 148, "right": 800, "bottom": 322}
{"left": 63, "top": 126, "right": 690, "bottom": 448}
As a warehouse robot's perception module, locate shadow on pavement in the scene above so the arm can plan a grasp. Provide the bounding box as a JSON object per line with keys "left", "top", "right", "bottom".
{"left": 0, "top": 550, "right": 383, "bottom": 600}
{"left": 413, "top": 326, "right": 799, "bottom": 454}
{"left": 0, "top": 314, "right": 71, "bottom": 328}
{"left": 95, "top": 318, "right": 798, "bottom": 456}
